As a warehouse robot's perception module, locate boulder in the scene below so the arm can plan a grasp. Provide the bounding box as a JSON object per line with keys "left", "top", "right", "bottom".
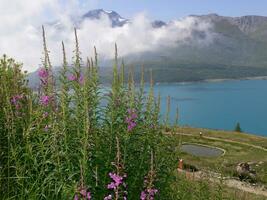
{"left": 236, "top": 162, "right": 256, "bottom": 182}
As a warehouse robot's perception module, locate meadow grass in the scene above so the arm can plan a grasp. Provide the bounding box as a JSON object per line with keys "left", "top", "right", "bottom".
{"left": 0, "top": 27, "right": 176, "bottom": 200}
{"left": 170, "top": 127, "right": 267, "bottom": 185}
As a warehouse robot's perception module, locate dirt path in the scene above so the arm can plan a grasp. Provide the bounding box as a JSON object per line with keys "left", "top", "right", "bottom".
{"left": 169, "top": 132, "right": 267, "bottom": 152}
{"left": 178, "top": 169, "right": 267, "bottom": 197}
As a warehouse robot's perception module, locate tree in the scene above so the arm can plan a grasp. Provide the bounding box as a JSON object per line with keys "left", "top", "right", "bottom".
{"left": 235, "top": 122, "right": 242, "bottom": 132}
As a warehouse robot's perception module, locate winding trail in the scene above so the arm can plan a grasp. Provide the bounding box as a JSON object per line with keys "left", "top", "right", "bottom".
{"left": 169, "top": 132, "right": 267, "bottom": 152}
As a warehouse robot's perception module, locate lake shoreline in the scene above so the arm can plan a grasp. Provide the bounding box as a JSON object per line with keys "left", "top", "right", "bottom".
{"left": 155, "top": 75, "right": 267, "bottom": 85}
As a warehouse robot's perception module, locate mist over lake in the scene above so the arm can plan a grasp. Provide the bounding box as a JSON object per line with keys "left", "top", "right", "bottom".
{"left": 152, "top": 79, "right": 267, "bottom": 136}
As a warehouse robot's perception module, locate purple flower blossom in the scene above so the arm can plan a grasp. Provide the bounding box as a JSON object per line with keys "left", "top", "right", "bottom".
{"left": 68, "top": 73, "right": 85, "bottom": 85}
{"left": 127, "top": 121, "right": 137, "bottom": 132}
{"left": 107, "top": 173, "right": 123, "bottom": 190}
{"left": 40, "top": 95, "right": 50, "bottom": 106}
{"left": 74, "top": 188, "right": 91, "bottom": 200}
{"left": 106, "top": 172, "right": 127, "bottom": 200}
{"left": 10, "top": 94, "right": 24, "bottom": 111}
{"left": 109, "top": 172, "right": 123, "bottom": 187}
{"left": 11, "top": 94, "right": 23, "bottom": 105}
{"left": 125, "top": 109, "right": 138, "bottom": 132}
{"left": 140, "top": 188, "right": 158, "bottom": 200}
{"left": 104, "top": 194, "right": 112, "bottom": 200}
{"left": 86, "top": 191, "right": 91, "bottom": 200}
{"left": 38, "top": 68, "right": 49, "bottom": 79}
{"left": 74, "top": 194, "right": 79, "bottom": 200}
{"left": 68, "top": 74, "right": 77, "bottom": 81}
{"left": 147, "top": 188, "right": 158, "bottom": 196}
{"left": 107, "top": 182, "right": 116, "bottom": 189}
{"left": 79, "top": 74, "right": 84, "bottom": 84}
{"left": 140, "top": 191, "right": 146, "bottom": 200}
{"left": 80, "top": 189, "right": 87, "bottom": 197}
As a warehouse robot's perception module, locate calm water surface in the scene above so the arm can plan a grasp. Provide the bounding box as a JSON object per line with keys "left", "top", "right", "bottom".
{"left": 149, "top": 79, "right": 267, "bottom": 137}
{"left": 181, "top": 144, "right": 224, "bottom": 157}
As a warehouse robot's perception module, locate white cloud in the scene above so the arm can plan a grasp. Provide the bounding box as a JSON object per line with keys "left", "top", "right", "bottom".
{"left": 0, "top": 1, "right": 213, "bottom": 72}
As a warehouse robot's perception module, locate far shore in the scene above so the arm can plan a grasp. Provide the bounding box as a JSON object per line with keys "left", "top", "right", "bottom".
{"left": 155, "top": 75, "right": 267, "bottom": 85}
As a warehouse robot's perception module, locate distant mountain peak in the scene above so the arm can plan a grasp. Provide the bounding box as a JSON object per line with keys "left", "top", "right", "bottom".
{"left": 191, "top": 13, "right": 267, "bottom": 34}
{"left": 82, "top": 9, "right": 128, "bottom": 27}
{"left": 103, "top": 10, "right": 113, "bottom": 14}
{"left": 151, "top": 20, "right": 167, "bottom": 28}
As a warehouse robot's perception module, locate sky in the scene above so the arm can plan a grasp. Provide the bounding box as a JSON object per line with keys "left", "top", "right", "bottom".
{"left": 0, "top": 0, "right": 267, "bottom": 72}
{"left": 91, "top": 0, "right": 267, "bottom": 21}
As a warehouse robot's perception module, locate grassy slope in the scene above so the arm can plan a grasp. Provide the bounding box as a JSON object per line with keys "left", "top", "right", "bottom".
{"left": 167, "top": 127, "right": 267, "bottom": 199}
{"left": 169, "top": 127, "right": 267, "bottom": 184}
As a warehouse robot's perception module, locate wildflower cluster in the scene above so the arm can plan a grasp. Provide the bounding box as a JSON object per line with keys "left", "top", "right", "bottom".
{"left": 38, "top": 67, "right": 49, "bottom": 86}
{"left": 105, "top": 137, "right": 128, "bottom": 200}
{"left": 74, "top": 188, "right": 91, "bottom": 200}
{"left": 140, "top": 152, "right": 158, "bottom": 200}
{"left": 107, "top": 173, "right": 125, "bottom": 190}
{"left": 40, "top": 95, "right": 51, "bottom": 106}
{"left": 10, "top": 94, "right": 24, "bottom": 110}
{"left": 0, "top": 28, "right": 179, "bottom": 200}
{"left": 68, "top": 73, "right": 84, "bottom": 84}
{"left": 140, "top": 188, "right": 158, "bottom": 200}
{"left": 105, "top": 172, "right": 127, "bottom": 200}
{"left": 125, "top": 109, "right": 137, "bottom": 131}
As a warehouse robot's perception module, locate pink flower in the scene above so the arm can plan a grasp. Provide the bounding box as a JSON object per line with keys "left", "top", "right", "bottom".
{"left": 109, "top": 173, "right": 123, "bottom": 186}
{"left": 125, "top": 108, "right": 138, "bottom": 132}
{"left": 104, "top": 194, "right": 112, "bottom": 200}
{"left": 68, "top": 74, "right": 77, "bottom": 81}
{"left": 38, "top": 68, "right": 49, "bottom": 79}
{"left": 107, "top": 182, "right": 116, "bottom": 189}
{"left": 106, "top": 172, "right": 127, "bottom": 199}
{"left": 86, "top": 192, "right": 91, "bottom": 200}
{"left": 140, "top": 191, "right": 146, "bottom": 200}
{"left": 125, "top": 117, "right": 131, "bottom": 124}
{"left": 147, "top": 188, "right": 158, "bottom": 196}
{"left": 79, "top": 74, "right": 84, "bottom": 84}
{"left": 80, "top": 189, "right": 87, "bottom": 197}
{"left": 127, "top": 121, "right": 137, "bottom": 131}
{"left": 40, "top": 95, "right": 50, "bottom": 106}
{"left": 11, "top": 96, "right": 17, "bottom": 104}
{"left": 140, "top": 188, "right": 158, "bottom": 200}
{"left": 68, "top": 73, "right": 84, "bottom": 85}
{"left": 11, "top": 94, "right": 23, "bottom": 105}
{"left": 74, "top": 194, "right": 79, "bottom": 200}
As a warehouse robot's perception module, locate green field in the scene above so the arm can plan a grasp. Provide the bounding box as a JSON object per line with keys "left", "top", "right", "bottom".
{"left": 166, "top": 127, "right": 267, "bottom": 199}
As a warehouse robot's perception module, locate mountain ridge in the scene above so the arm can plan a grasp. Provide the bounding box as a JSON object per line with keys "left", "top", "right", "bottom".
{"left": 28, "top": 10, "right": 267, "bottom": 85}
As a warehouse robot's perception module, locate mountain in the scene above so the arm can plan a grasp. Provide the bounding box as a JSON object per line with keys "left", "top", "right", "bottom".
{"left": 151, "top": 20, "right": 167, "bottom": 28}
{"left": 28, "top": 10, "right": 267, "bottom": 85}
{"left": 123, "top": 13, "right": 267, "bottom": 82}
{"left": 82, "top": 9, "right": 129, "bottom": 27}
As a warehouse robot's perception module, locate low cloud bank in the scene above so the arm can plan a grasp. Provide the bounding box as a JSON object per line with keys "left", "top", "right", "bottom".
{"left": 0, "top": 1, "right": 214, "bottom": 72}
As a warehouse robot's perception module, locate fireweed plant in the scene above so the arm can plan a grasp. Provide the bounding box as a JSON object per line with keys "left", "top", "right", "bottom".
{"left": 0, "top": 27, "right": 228, "bottom": 200}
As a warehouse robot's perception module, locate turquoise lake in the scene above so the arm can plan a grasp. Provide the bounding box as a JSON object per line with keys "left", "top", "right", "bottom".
{"left": 150, "top": 79, "right": 267, "bottom": 137}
